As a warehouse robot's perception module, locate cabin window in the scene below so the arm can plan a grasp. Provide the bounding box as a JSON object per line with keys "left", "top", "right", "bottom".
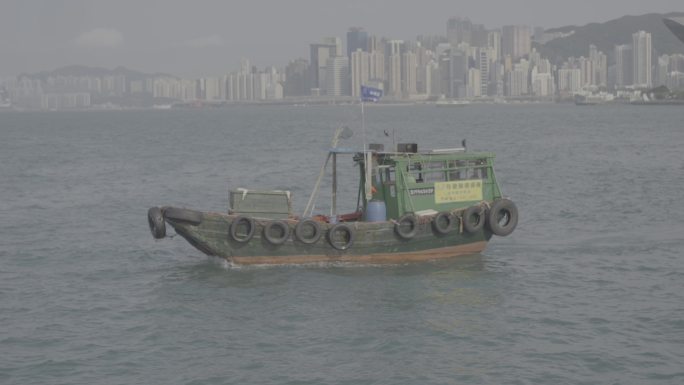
{"left": 407, "top": 163, "right": 423, "bottom": 183}
{"left": 381, "top": 166, "right": 395, "bottom": 183}
{"left": 448, "top": 160, "right": 465, "bottom": 180}
{"left": 468, "top": 159, "right": 488, "bottom": 179}
{"left": 448, "top": 159, "right": 488, "bottom": 180}
{"left": 423, "top": 161, "right": 446, "bottom": 182}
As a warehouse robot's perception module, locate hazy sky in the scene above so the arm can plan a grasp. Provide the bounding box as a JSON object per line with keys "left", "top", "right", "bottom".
{"left": 1, "top": 0, "right": 682, "bottom": 77}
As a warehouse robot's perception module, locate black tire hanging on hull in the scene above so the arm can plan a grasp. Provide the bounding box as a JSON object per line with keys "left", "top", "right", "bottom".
{"left": 263, "top": 221, "right": 291, "bottom": 245}
{"left": 432, "top": 211, "right": 454, "bottom": 235}
{"left": 148, "top": 207, "right": 166, "bottom": 239}
{"left": 463, "top": 206, "right": 485, "bottom": 233}
{"left": 328, "top": 223, "right": 355, "bottom": 250}
{"left": 294, "top": 219, "right": 323, "bottom": 244}
{"left": 230, "top": 216, "right": 256, "bottom": 243}
{"left": 395, "top": 214, "right": 418, "bottom": 239}
{"left": 487, "top": 199, "right": 518, "bottom": 236}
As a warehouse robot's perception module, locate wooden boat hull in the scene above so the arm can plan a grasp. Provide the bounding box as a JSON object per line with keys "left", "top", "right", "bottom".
{"left": 163, "top": 208, "right": 492, "bottom": 265}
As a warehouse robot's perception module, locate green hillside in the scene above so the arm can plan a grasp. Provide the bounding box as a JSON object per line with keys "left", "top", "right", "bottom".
{"left": 537, "top": 12, "right": 684, "bottom": 64}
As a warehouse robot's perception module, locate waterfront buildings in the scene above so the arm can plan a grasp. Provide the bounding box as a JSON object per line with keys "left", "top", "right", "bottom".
{"left": 2, "top": 16, "right": 682, "bottom": 110}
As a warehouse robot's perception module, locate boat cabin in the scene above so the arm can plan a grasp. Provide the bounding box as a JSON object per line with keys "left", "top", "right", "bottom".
{"left": 229, "top": 143, "right": 504, "bottom": 224}
{"left": 354, "top": 144, "right": 502, "bottom": 221}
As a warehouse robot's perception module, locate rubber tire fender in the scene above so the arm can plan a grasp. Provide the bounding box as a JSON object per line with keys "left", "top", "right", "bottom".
{"left": 163, "top": 207, "right": 202, "bottom": 225}
{"left": 328, "top": 223, "right": 355, "bottom": 250}
{"left": 230, "top": 215, "right": 256, "bottom": 243}
{"left": 294, "top": 219, "right": 323, "bottom": 244}
{"left": 263, "top": 220, "right": 291, "bottom": 245}
{"left": 463, "top": 206, "right": 485, "bottom": 234}
{"left": 487, "top": 199, "right": 518, "bottom": 237}
{"left": 395, "top": 214, "right": 418, "bottom": 239}
{"left": 432, "top": 211, "right": 454, "bottom": 235}
{"left": 148, "top": 207, "right": 166, "bottom": 239}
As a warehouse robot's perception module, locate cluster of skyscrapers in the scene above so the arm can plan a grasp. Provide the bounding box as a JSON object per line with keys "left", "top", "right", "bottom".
{"left": 293, "top": 20, "right": 683, "bottom": 101}
{"left": 2, "top": 16, "right": 684, "bottom": 110}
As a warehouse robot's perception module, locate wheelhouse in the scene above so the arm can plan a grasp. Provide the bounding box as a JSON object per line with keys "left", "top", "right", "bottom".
{"left": 357, "top": 145, "right": 502, "bottom": 220}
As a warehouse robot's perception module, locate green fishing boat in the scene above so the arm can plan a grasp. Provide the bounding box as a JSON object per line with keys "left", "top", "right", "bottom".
{"left": 147, "top": 126, "right": 518, "bottom": 265}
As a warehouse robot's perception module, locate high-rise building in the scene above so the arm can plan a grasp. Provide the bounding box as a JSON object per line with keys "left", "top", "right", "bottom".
{"left": 402, "top": 51, "right": 417, "bottom": 97}
{"left": 531, "top": 63, "right": 554, "bottom": 97}
{"left": 614, "top": 44, "right": 633, "bottom": 88}
{"left": 490, "top": 61, "right": 504, "bottom": 97}
{"left": 477, "top": 48, "right": 490, "bottom": 96}
{"left": 579, "top": 57, "right": 594, "bottom": 86}
{"left": 427, "top": 60, "right": 441, "bottom": 96}
{"left": 588, "top": 45, "right": 607, "bottom": 87}
{"left": 506, "top": 68, "right": 528, "bottom": 96}
{"left": 596, "top": 52, "right": 608, "bottom": 87}
{"left": 670, "top": 54, "right": 684, "bottom": 72}
{"left": 449, "top": 49, "right": 468, "bottom": 98}
{"left": 322, "top": 37, "right": 342, "bottom": 56}
{"left": 388, "top": 54, "right": 402, "bottom": 97}
{"left": 667, "top": 71, "right": 684, "bottom": 89}
{"left": 471, "top": 24, "right": 488, "bottom": 47}
{"left": 369, "top": 50, "right": 385, "bottom": 83}
{"left": 502, "top": 25, "right": 531, "bottom": 60}
{"left": 310, "top": 44, "right": 332, "bottom": 91}
{"left": 325, "top": 56, "right": 350, "bottom": 96}
{"left": 467, "top": 68, "right": 481, "bottom": 97}
{"left": 367, "top": 35, "right": 381, "bottom": 53}
{"left": 557, "top": 68, "right": 581, "bottom": 94}
{"left": 632, "top": 30, "right": 652, "bottom": 88}
{"left": 254, "top": 72, "right": 269, "bottom": 100}
{"left": 386, "top": 40, "right": 404, "bottom": 97}
{"left": 197, "top": 77, "right": 222, "bottom": 100}
{"left": 487, "top": 30, "right": 501, "bottom": 63}
{"left": 447, "top": 17, "right": 472, "bottom": 46}
{"left": 310, "top": 41, "right": 338, "bottom": 92}
{"left": 351, "top": 49, "right": 370, "bottom": 98}
{"left": 436, "top": 54, "right": 451, "bottom": 97}
{"left": 347, "top": 28, "right": 369, "bottom": 58}
{"left": 656, "top": 54, "right": 670, "bottom": 87}
{"left": 416, "top": 58, "right": 433, "bottom": 95}
{"left": 284, "top": 58, "right": 310, "bottom": 97}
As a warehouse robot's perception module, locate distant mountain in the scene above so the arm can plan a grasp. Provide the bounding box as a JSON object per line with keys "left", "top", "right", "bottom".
{"left": 537, "top": 12, "right": 684, "bottom": 64}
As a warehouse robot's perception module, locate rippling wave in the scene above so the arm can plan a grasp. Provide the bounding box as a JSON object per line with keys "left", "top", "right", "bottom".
{"left": 1, "top": 105, "right": 683, "bottom": 384}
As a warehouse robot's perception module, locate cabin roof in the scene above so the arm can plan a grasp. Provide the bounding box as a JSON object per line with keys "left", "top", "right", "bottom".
{"left": 331, "top": 147, "right": 496, "bottom": 162}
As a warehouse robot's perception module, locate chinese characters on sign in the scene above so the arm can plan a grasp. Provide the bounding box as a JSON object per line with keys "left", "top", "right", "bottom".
{"left": 434, "top": 181, "right": 483, "bottom": 203}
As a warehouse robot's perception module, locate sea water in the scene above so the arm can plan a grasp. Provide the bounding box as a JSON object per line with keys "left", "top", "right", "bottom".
{"left": 1, "top": 104, "right": 683, "bottom": 384}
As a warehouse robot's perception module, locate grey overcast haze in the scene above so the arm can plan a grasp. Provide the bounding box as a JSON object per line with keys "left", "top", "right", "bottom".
{"left": 1, "top": 0, "right": 682, "bottom": 77}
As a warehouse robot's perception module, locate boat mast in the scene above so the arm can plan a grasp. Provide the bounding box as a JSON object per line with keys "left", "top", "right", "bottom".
{"left": 303, "top": 125, "right": 351, "bottom": 218}
{"left": 332, "top": 151, "right": 337, "bottom": 217}
{"left": 362, "top": 100, "right": 372, "bottom": 202}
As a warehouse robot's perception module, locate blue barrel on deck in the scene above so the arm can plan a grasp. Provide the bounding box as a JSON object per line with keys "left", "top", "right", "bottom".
{"left": 365, "top": 200, "right": 387, "bottom": 222}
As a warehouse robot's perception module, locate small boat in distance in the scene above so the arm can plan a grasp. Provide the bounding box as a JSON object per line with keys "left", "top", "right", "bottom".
{"left": 574, "top": 93, "right": 615, "bottom": 106}
{"left": 435, "top": 99, "right": 471, "bottom": 107}
{"left": 147, "top": 126, "right": 518, "bottom": 265}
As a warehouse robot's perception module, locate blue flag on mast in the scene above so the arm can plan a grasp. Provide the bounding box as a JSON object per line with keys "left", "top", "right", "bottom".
{"left": 360, "top": 85, "right": 383, "bottom": 102}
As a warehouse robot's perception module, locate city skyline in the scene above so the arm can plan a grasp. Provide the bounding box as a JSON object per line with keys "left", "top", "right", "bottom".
{"left": 1, "top": 0, "right": 683, "bottom": 78}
